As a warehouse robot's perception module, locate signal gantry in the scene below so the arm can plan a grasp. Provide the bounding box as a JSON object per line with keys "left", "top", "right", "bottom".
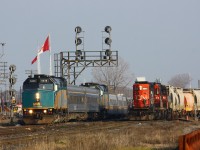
{"left": 54, "top": 26, "right": 118, "bottom": 85}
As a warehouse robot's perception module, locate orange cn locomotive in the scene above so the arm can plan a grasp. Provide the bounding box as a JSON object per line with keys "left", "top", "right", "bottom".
{"left": 130, "top": 77, "right": 169, "bottom": 120}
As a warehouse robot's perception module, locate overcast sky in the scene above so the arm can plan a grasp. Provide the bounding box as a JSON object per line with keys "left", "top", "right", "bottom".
{"left": 0, "top": 0, "right": 200, "bottom": 90}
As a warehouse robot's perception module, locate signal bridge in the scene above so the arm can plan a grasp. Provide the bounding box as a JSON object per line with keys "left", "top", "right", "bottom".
{"left": 54, "top": 26, "right": 118, "bottom": 85}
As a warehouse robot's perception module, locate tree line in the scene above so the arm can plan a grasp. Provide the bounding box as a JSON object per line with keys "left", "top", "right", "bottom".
{"left": 92, "top": 57, "right": 193, "bottom": 97}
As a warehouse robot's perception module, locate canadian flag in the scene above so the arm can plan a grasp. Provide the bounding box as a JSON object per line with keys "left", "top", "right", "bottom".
{"left": 31, "top": 35, "right": 50, "bottom": 64}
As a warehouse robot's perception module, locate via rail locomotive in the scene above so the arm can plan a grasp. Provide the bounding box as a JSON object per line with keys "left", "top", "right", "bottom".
{"left": 22, "top": 74, "right": 128, "bottom": 124}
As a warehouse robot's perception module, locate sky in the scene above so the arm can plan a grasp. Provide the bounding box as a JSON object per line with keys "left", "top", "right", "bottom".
{"left": 0, "top": 0, "right": 200, "bottom": 90}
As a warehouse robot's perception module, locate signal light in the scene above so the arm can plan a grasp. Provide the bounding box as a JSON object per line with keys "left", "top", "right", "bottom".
{"left": 75, "top": 50, "right": 82, "bottom": 56}
{"left": 9, "top": 77, "right": 16, "bottom": 84}
{"left": 105, "top": 38, "right": 112, "bottom": 45}
{"left": 9, "top": 90, "right": 16, "bottom": 97}
{"left": 105, "top": 49, "right": 112, "bottom": 56}
{"left": 9, "top": 65, "right": 16, "bottom": 72}
{"left": 105, "top": 26, "right": 112, "bottom": 33}
{"left": 75, "top": 26, "right": 82, "bottom": 33}
{"left": 75, "top": 38, "right": 82, "bottom": 45}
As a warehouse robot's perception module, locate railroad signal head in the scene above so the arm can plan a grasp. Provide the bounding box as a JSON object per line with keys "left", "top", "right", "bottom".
{"left": 9, "top": 76, "right": 16, "bottom": 85}
{"left": 9, "top": 89, "right": 16, "bottom": 97}
{"left": 75, "top": 38, "right": 82, "bottom": 45}
{"left": 105, "top": 37, "right": 112, "bottom": 45}
{"left": 75, "top": 26, "right": 82, "bottom": 34}
{"left": 75, "top": 50, "right": 82, "bottom": 57}
{"left": 105, "top": 49, "right": 112, "bottom": 56}
{"left": 105, "top": 26, "right": 112, "bottom": 33}
{"left": 9, "top": 65, "right": 16, "bottom": 72}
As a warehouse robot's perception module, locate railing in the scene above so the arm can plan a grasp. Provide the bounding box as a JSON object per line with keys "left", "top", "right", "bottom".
{"left": 179, "top": 129, "right": 200, "bottom": 150}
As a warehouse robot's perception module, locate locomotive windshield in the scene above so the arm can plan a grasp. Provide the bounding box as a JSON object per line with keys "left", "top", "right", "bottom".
{"left": 23, "top": 78, "right": 54, "bottom": 90}
{"left": 161, "top": 85, "right": 168, "bottom": 95}
{"left": 23, "top": 74, "right": 67, "bottom": 90}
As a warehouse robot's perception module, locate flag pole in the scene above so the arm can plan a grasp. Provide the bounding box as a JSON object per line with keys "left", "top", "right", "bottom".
{"left": 38, "top": 48, "right": 41, "bottom": 74}
{"left": 49, "top": 34, "right": 52, "bottom": 76}
{"left": 36, "top": 40, "right": 41, "bottom": 74}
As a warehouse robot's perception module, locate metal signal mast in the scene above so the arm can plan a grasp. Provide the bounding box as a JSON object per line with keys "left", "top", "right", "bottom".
{"left": 54, "top": 26, "right": 118, "bottom": 85}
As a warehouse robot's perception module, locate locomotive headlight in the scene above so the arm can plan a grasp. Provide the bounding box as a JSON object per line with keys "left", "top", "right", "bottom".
{"left": 29, "top": 109, "right": 33, "bottom": 114}
{"left": 35, "top": 93, "right": 40, "bottom": 101}
{"left": 43, "top": 110, "right": 47, "bottom": 113}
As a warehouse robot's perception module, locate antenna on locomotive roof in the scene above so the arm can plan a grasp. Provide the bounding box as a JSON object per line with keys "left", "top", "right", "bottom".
{"left": 155, "top": 78, "right": 161, "bottom": 83}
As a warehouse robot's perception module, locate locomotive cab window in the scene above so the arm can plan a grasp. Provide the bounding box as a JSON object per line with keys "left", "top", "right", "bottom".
{"left": 39, "top": 83, "right": 54, "bottom": 90}
{"left": 155, "top": 88, "right": 160, "bottom": 95}
{"left": 23, "top": 76, "right": 55, "bottom": 90}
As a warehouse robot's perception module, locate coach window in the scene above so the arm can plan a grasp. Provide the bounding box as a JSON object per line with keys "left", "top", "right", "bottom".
{"left": 134, "top": 87, "right": 139, "bottom": 91}
{"left": 155, "top": 88, "right": 159, "bottom": 95}
{"left": 39, "top": 84, "right": 54, "bottom": 90}
{"left": 150, "top": 91, "right": 153, "bottom": 98}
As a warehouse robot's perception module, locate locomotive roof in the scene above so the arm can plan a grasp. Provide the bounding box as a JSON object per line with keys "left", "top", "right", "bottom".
{"left": 134, "top": 81, "right": 162, "bottom": 85}
{"left": 80, "top": 82, "right": 108, "bottom": 92}
{"left": 23, "top": 74, "right": 67, "bottom": 85}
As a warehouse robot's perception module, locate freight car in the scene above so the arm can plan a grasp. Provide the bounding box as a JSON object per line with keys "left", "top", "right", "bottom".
{"left": 167, "top": 86, "right": 200, "bottom": 119}
{"left": 22, "top": 74, "right": 129, "bottom": 124}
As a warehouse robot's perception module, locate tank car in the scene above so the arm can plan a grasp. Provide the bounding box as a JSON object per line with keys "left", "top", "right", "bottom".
{"left": 183, "top": 89, "right": 194, "bottom": 113}
{"left": 167, "top": 86, "right": 184, "bottom": 119}
{"left": 167, "top": 87, "right": 200, "bottom": 119}
{"left": 192, "top": 89, "right": 200, "bottom": 117}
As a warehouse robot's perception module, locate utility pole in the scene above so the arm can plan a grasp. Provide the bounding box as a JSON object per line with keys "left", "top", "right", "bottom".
{"left": 0, "top": 43, "right": 5, "bottom": 59}
{"left": 0, "top": 43, "right": 7, "bottom": 114}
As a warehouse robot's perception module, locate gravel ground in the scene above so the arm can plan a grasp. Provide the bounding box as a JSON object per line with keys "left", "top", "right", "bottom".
{"left": 0, "top": 119, "right": 199, "bottom": 150}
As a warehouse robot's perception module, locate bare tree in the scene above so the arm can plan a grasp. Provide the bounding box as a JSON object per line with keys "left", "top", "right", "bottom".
{"left": 92, "top": 57, "right": 134, "bottom": 95}
{"left": 168, "top": 73, "right": 192, "bottom": 88}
